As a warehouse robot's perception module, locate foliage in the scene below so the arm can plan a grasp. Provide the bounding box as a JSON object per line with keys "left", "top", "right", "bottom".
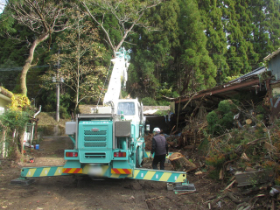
{"left": 224, "top": 75, "right": 243, "bottom": 83}
{"left": 141, "top": 97, "right": 157, "bottom": 106}
{"left": 0, "top": 109, "right": 31, "bottom": 157}
{"left": 0, "top": 0, "right": 280, "bottom": 112}
{"left": 154, "top": 110, "right": 169, "bottom": 116}
{"left": 9, "top": 94, "right": 30, "bottom": 111}
{"left": 205, "top": 152, "right": 225, "bottom": 168}
{"left": 43, "top": 12, "right": 107, "bottom": 111}
{"left": 82, "top": 0, "right": 162, "bottom": 56}
{"left": 3, "top": 0, "right": 72, "bottom": 96}
{"left": 177, "top": 0, "right": 217, "bottom": 94}
{"left": 202, "top": 101, "right": 280, "bottom": 185}
{"left": 59, "top": 106, "right": 71, "bottom": 119}
{"left": 0, "top": 110, "right": 30, "bottom": 132}
{"left": 207, "top": 100, "right": 237, "bottom": 135}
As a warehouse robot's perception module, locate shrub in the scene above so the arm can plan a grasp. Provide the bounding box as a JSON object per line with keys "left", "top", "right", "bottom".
{"left": 60, "top": 106, "right": 71, "bottom": 119}
{"left": 141, "top": 97, "right": 157, "bottom": 106}
{"left": 206, "top": 100, "right": 236, "bottom": 135}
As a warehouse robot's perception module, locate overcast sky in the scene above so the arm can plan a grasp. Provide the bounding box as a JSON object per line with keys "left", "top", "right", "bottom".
{"left": 0, "top": 0, "right": 6, "bottom": 14}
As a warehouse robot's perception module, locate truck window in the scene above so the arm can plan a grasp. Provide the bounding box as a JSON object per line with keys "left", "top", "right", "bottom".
{"left": 117, "top": 102, "right": 135, "bottom": 115}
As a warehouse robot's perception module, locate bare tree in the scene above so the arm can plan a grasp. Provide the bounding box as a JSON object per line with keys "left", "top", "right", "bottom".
{"left": 7, "top": 0, "right": 70, "bottom": 96}
{"left": 82, "top": 0, "right": 161, "bottom": 57}
{"left": 43, "top": 12, "right": 107, "bottom": 112}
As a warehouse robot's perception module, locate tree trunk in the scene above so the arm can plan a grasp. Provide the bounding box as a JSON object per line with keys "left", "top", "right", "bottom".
{"left": 21, "top": 33, "right": 49, "bottom": 96}
{"left": 1, "top": 129, "right": 7, "bottom": 158}
{"left": 169, "top": 152, "right": 196, "bottom": 171}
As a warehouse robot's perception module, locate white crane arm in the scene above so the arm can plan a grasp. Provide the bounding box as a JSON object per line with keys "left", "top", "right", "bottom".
{"left": 103, "top": 48, "right": 130, "bottom": 105}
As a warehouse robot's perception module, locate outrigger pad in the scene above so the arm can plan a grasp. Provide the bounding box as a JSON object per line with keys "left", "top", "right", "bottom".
{"left": 167, "top": 183, "right": 196, "bottom": 192}
{"left": 11, "top": 177, "right": 35, "bottom": 185}
{"left": 174, "top": 183, "right": 196, "bottom": 192}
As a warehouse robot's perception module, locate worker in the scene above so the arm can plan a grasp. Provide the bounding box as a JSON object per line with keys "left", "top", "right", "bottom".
{"left": 151, "top": 127, "right": 168, "bottom": 170}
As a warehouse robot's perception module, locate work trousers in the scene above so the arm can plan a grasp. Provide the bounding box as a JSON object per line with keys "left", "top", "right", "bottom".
{"left": 152, "top": 154, "right": 166, "bottom": 170}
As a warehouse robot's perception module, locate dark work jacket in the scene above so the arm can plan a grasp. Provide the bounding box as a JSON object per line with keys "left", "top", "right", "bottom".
{"left": 151, "top": 134, "right": 168, "bottom": 156}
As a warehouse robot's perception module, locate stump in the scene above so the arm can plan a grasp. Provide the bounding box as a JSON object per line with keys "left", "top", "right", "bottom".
{"left": 169, "top": 152, "right": 196, "bottom": 171}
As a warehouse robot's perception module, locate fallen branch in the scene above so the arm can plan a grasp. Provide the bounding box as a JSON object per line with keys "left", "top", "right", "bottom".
{"left": 246, "top": 137, "right": 266, "bottom": 145}
{"left": 178, "top": 191, "right": 196, "bottom": 196}
{"left": 204, "top": 192, "right": 243, "bottom": 206}
{"left": 236, "top": 202, "right": 252, "bottom": 210}
{"left": 145, "top": 196, "right": 164, "bottom": 202}
{"left": 224, "top": 180, "right": 236, "bottom": 191}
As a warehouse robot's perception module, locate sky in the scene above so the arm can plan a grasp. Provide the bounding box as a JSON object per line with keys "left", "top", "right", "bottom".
{"left": 0, "top": 0, "right": 6, "bottom": 14}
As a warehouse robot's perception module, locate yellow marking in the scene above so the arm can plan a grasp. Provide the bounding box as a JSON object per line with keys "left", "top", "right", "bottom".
{"left": 40, "top": 167, "right": 51, "bottom": 177}
{"left": 82, "top": 165, "right": 89, "bottom": 174}
{"left": 119, "top": 169, "right": 126, "bottom": 174}
{"left": 159, "top": 172, "right": 172, "bottom": 182}
{"left": 175, "top": 174, "right": 185, "bottom": 182}
{"left": 26, "top": 168, "right": 36, "bottom": 177}
{"left": 110, "top": 174, "right": 120, "bottom": 178}
{"left": 101, "top": 165, "right": 109, "bottom": 175}
{"left": 133, "top": 169, "right": 140, "bottom": 178}
{"left": 54, "top": 167, "right": 63, "bottom": 176}
{"left": 69, "top": 168, "right": 76, "bottom": 173}
{"left": 111, "top": 169, "right": 118, "bottom": 174}
{"left": 144, "top": 171, "right": 156, "bottom": 180}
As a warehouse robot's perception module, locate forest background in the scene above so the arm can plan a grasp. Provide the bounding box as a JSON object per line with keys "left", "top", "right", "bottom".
{"left": 0, "top": 0, "right": 279, "bottom": 117}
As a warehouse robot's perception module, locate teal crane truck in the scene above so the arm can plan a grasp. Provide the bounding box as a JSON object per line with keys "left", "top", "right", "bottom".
{"left": 17, "top": 48, "right": 194, "bottom": 191}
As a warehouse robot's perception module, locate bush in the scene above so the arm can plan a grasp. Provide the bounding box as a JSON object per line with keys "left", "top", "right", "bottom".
{"left": 206, "top": 100, "right": 236, "bottom": 135}
{"left": 60, "top": 106, "right": 71, "bottom": 119}
{"left": 141, "top": 97, "right": 157, "bottom": 106}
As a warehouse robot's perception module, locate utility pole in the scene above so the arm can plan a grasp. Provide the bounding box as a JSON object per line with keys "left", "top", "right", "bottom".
{"left": 56, "top": 81, "right": 60, "bottom": 122}
{"left": 56, "top": 49, "right": 60, "bottom": 122}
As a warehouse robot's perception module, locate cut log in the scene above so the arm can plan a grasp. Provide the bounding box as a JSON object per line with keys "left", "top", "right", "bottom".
{"left": 235, "top": 169, "right": 274, "bottom": 187}
{"left": 169, "top": 152, "right": 196, "bottom": 171}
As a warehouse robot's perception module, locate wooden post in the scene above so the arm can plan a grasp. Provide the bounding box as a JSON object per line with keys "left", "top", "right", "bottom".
{"left": 176, "top": 98, "right": 181, "bottom": 131}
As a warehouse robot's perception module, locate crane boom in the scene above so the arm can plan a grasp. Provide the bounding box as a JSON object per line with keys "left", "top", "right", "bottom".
{"left": 103, "top": 47, "right": 130, "bottom": 105}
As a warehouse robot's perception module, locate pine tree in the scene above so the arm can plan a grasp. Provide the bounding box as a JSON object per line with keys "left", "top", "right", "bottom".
{"left": 126, "top": 0, "right": 180, "bottom": 99}
{"left": 198, "top": 0, "right": 229, "bottom": 85}
{"left": 251, "top": 0, "right": 280, "bottom": 60}
{"left": 177, "top": 0, "right": 216, "bottom": 94}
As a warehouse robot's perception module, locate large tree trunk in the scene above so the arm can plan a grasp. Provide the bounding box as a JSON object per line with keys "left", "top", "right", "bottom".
{"left": 1, "top": 129, "right": 7, "bottom": 158}
{"left": 21, "top": 33, "right": 49, "bottom": 96}
{"left": 169, "top": 152, "right": 196, "bottom": 171}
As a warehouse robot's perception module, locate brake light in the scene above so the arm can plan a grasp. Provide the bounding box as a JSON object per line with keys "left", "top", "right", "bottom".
{"left": 66, "top": 152, "right": 78, "bottom": 157}
{"left": 114, "top": 152, "right": 126, "bottom": 157}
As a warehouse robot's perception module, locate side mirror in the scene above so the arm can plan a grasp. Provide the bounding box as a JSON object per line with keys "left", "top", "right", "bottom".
{"left": 146, "top": 124, "right": 150, "bottom": 132}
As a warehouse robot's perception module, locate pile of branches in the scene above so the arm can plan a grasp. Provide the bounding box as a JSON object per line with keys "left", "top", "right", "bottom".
{"left": 201, "top": 118, "right": 280, "bottom": 209}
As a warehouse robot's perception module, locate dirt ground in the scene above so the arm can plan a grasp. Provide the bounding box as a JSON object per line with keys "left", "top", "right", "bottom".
{"left": 0, "top": 135, "right": 235, "bottom": 210}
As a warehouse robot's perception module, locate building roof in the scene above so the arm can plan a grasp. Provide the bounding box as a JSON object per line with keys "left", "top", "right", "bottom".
{"left": 175, "top": 66, "right": 267, "bottom": 104}
{"left": 264, "top": 48, "right": 280, "bottom": 61}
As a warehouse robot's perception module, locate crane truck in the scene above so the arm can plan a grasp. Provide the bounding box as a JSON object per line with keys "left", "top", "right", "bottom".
{"left": 16, "top": 48, "right": 194, "bottom": 191}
